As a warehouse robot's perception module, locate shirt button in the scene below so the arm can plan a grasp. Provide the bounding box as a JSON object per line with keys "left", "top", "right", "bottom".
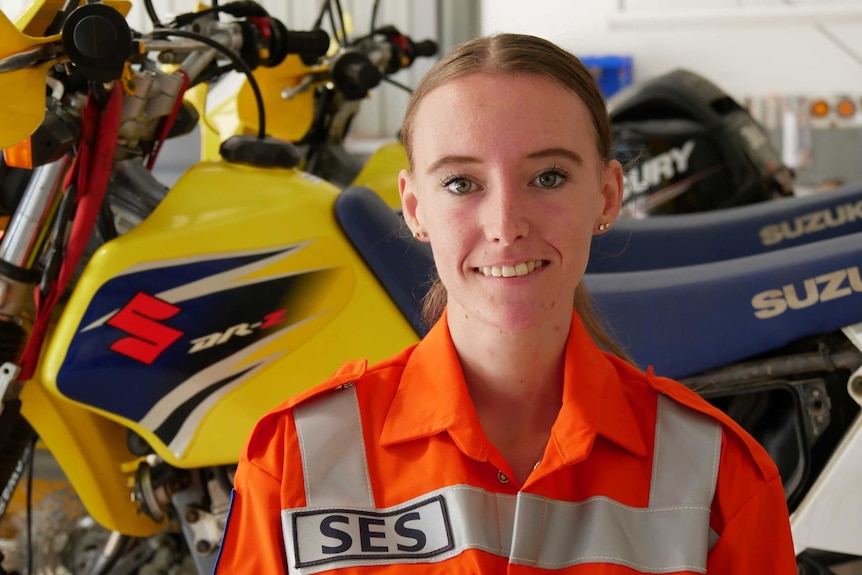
{"left": 497, "top": 470, "right": 510, "bottom": 484}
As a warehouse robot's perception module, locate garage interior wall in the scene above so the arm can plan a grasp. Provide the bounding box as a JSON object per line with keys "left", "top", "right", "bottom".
{"left": 481, "top": 0, "right": 862, "bottom": 188}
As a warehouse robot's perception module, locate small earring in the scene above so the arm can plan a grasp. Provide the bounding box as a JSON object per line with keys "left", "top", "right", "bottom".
{"left": 413, "top": 231, "right": 426, "bottom": 239}
{"left": 598, "top": 222, "right": 611, "bottom": 232}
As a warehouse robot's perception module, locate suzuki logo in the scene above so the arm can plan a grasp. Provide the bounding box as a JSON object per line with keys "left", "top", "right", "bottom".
{"left": 107, "top": 292, "right": 184, "bottom": 364}
{"left": 751, "top": 266, "right": 862, "bottom": 319}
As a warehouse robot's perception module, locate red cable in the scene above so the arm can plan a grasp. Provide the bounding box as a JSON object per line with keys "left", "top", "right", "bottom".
{"left": 19, "top": 83, "right": 125, "bottom": 380}
{"left": 146, "top": 69, "right": 191, "bottom": 171}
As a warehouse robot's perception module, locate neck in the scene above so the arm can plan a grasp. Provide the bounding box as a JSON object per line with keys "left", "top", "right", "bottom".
{"left": 448, "top": 309, "right": 570, "bottom": 395}
{"left": 446, "top": 308, "right": 572, "bottom": 482}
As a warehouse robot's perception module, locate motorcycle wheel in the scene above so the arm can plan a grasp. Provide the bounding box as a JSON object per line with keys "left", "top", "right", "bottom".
{"left": 17, "top": 485, "right": 193, "bottom": 575}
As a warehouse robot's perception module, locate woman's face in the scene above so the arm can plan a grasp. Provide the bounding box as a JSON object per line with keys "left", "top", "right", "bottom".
{"left": 400, "top": 72, "right": 622, "bottom": 332}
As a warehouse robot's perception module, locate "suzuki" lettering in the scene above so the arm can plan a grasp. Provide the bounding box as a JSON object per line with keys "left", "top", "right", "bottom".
{"left": 759, "top": 200, "right": 862, "bottom": 246}
{"left": 751, "top": 266, "right": 862, "bottom": 319}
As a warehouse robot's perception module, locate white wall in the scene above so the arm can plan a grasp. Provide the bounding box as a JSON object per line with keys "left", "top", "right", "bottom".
{"left": 480, "top": 0, "right": 862, "bottom": 99}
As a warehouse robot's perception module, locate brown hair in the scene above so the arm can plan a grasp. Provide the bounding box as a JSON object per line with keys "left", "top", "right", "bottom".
{"left": 402, "top": 33, "right": 630, "bottom": 361}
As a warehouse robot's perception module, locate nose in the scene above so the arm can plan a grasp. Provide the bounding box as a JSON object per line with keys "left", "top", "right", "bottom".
{"left": 482, "top": 183, "right": 528, "bottom": 244}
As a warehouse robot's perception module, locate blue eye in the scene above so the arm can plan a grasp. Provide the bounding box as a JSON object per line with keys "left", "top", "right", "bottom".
{"left": 533, "top": 169, "right": 569, "bottom": 189}
{"left": 442, "top": 176, "right": 473, "bottom": 194}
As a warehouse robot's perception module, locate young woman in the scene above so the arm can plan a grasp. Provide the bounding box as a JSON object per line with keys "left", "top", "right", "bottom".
{"left": 214, "top": 34, "right": 796, "bottom": 574}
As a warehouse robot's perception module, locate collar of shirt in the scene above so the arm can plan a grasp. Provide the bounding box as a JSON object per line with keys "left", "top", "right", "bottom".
{"left": 380, "top": 309, "right": 647, "bottom": 465}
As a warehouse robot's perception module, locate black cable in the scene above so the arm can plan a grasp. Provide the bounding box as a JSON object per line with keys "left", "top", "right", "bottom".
{"left": 327, "top": 3, "right": 340, "bottom": 44}
{"left": 45, "top": 0, "right": 79, "bottom": 35}
{"left": 25, "top": 436, "right": 35, "bottom": 575}
{"left": 370, "top": 0, "right": 381, "bottom": 34}
{"left": 150, "top": 28, "right": 267, "bottom": 139}
{"left": 382, "top": 76, "right": 413, "bottom": 93}
{"left": 144, "top": 0, "right": 163, "bottom": 28}
{"left": 313, "top": 0, "right": 329, "bottom": 30}
{"left": 333, "top": 0, "right": 349, "bottom": 45}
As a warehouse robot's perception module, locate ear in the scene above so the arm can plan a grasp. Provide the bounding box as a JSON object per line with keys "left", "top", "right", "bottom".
{"left": 399, "top": 168, "right": 422, "bottom": 233}
{"left": 596, "top": 159, "right": 624, "bottom": 229}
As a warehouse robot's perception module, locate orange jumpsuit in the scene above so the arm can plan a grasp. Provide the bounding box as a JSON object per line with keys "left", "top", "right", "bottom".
{"left": 214, "top": 310, "right": 796, "bottom": 574}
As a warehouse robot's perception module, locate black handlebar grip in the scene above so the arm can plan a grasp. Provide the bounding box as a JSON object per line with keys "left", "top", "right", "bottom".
{"left": 412, "top": 39, "right": 438, "bottom": 59}
{"left": 286, "top": 30, "right": 331, "bottom": 61}
{"left": 333, "top": 51, "right": 381, "bottom": 100}
{"left": 62, "top": 4, "right": 132, "bottom": 82}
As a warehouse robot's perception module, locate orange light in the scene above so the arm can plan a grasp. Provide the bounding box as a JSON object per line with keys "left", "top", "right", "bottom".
{"left": 810, "top": 100, "right": 830, "bottom": 118}
{"left": 837, "top": 98, "right": 856, "bottom": 118}
{"left": 3, "top": 138, "right": 33, "bottom": 169}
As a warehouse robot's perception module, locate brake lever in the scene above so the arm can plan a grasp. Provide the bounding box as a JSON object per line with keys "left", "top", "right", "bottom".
{"left": 281, "top": 74, "right": 325, "bottom": 100}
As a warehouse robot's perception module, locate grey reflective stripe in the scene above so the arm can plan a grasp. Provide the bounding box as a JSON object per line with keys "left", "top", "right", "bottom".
{"left": 454, "top": 487, "right": 712, "bottom": 572}
{"left": 283, "top": 486, "right": 711, "bottom": 574}
{"left": 293, "top": 384, "right": 374, "bottom": 508}
{"left": 650, "top": 395, "right": 722, "bottom": 508}
{"left": 287, "top": 387, "right": 723, "bottom": 574}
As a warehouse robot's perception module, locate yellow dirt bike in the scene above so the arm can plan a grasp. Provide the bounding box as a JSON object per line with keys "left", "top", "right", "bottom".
{"left": 3, "top": 3, "right": 862, "bottom": 575}
{"left": 0, "top": 1, "right": 433, "bottom": 572}
{"left": 197, "top": 2, "right": 438, "bottom": 208}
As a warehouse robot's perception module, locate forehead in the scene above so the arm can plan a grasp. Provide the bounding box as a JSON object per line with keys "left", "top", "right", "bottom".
{"left": 410, "top": 72, "right": 598, "bottom": 164}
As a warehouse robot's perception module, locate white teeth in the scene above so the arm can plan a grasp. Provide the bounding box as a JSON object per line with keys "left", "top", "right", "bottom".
{"left": 478, "top": 261, "right": 544, "bottom": 277}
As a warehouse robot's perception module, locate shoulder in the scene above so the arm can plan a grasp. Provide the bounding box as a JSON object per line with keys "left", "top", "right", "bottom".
{"left": 644, "top": 367, "right": 780, "bottom": 482}
{"left": 242, "top": 344, "right": 419, "bottom": 460}
{"left": 610, "top": 356, "right": 779, "bottom": 482}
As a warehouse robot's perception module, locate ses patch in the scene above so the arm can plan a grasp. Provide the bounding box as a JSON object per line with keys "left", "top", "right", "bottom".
{"left": 284, "top": 495, "right": 454, "bottom": 571}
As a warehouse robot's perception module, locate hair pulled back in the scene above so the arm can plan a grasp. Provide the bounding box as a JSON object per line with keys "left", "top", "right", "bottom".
{"left": 401, "top": 33, "right": 629, "bottom": 360}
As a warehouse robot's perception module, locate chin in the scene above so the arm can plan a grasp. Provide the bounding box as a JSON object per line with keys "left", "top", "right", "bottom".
{"left": 470, "top": 305, "right": 562, "bottom": 333}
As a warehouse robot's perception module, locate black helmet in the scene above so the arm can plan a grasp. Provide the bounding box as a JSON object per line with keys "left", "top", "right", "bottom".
{"left": 609, "top": 69, "right": 794, "bottom": 217}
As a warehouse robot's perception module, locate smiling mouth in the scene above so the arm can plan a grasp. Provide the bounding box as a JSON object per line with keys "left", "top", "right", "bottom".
{"left": 476, "top": 260, "right": 548, "bottom": 278}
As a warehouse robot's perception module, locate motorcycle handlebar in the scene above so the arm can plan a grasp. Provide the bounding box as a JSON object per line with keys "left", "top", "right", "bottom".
{"left": 284, "top": 29, "right": 331, "bottom": 62}
{"left": 411, "top": 39, "right": 438, "bottom": 59}
{"left": 246, "top": 17, "right": 330, "bottom": 68}
{"left": 332, "top": 51, "right": 382, "bottom": 100}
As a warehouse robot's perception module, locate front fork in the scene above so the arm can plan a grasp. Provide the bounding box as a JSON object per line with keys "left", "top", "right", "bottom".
{"left": 0, "top": 156, "right": 69, "bottom": 518}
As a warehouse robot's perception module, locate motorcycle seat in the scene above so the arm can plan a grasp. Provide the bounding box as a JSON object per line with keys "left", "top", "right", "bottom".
{"left": 335, "top": 187, "right": 862, "bottom": 381}
{"left": 334, "top": 185, "right": 435, "bottom": 337}
{"left": 587, "top": 230, "right": 862, "bottom": 378}
{"left": 589, "top": 181, "right": 862, "bottom": 273}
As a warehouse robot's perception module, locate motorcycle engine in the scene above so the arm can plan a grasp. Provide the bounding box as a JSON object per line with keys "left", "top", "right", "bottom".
{"left": 610, "top": 69, "right": 795, "bottom": 218}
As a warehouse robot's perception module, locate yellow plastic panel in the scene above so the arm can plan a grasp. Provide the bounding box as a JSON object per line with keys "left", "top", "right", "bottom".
{"left": 21, "top": 379, "right": 163, "bottom": 536}
{"left": 40, "top": 162, "right": 419, "bottom": 469}
{"left": 15, "top": 0, "right": 131, "bottom": 36}
{"left": 0, "top": 10, "right": 58, "bottom": 148}
{"left": 245, "top": 55, "right": 316, "bottom": 142}
{"left": 352, "top": 141, "right": 409, "bottom": 209}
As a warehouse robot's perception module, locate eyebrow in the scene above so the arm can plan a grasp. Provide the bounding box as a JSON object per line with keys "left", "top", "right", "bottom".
{"left": 424, "top": 148, "right": 584, "bottom": 175}
{"left": 425, "top": 155, "right": 480, "bottom": 175}
{"left": 527, "top": 147, "right": 584, "bottom": 165}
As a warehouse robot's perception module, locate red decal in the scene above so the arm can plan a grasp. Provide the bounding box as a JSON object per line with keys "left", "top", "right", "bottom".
{"left": 107, "top": 292, "right": 184, "bottom": 364}
{"left": 260, "top": 309, "right": 288, "bottom": 329}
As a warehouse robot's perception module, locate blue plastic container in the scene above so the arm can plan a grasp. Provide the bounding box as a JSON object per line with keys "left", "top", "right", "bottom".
{"left": 580, "top": 55, "right": 633, "bottom": 98}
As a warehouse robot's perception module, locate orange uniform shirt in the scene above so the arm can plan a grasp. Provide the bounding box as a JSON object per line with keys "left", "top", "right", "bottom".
{"left": 215, "top": 310, "right": 796, "bottom": 574}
